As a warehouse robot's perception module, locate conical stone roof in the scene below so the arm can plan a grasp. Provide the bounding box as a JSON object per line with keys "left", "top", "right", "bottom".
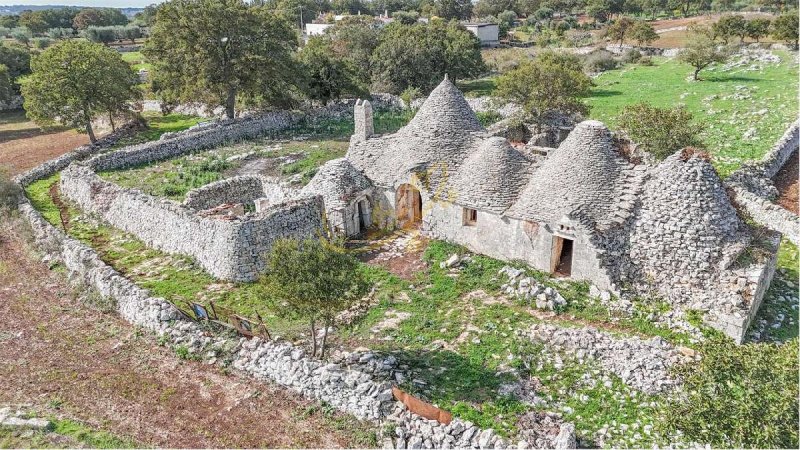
{"left": 347, "top": 77, "right": 485, "bottom": 191}
{"left": 301, "top": 158, "right": 372, "bottom": 209}
{"left": 450, "top": 137, "right": 533, "bottom": 213}
{"left": 506, "top": 120, "right": 629, "bottom": 225}
{"left": 628, "top": 151, "right": 745, "bottom": 286}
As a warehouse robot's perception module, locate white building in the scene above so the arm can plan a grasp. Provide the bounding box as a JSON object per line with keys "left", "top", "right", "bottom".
{"left": 463, "top": 23, "right": 500, "bottom": 47}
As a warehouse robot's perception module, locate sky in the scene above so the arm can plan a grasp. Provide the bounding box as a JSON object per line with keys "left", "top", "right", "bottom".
{"left": 0, "top": 1, "right": 163, "bottom": 7}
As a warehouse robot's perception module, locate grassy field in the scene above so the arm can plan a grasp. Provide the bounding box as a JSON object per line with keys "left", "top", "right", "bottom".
{"left": 587, "top": 51, "right": 798, "bottom": 176}
{"left": 112, "top": 113, "right": 203, "bottom": 148}
{"left": 0, "top": 417, "right": 138, "bottom": 448}
{"left": 120, "top": 51, "right": 151, "bottom": 71}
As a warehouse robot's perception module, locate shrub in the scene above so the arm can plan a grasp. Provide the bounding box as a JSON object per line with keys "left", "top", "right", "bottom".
{"left": 32, "top": 38, "right": 52, "bottom": 50}
{"left": 620, "top": 48, "right": 642, "bottom": 64}
{"left": 0, "top": 167, "right": 22, "bottom": 211}
{"left": 661, "top": 337, "right": 798, "bottom": 448}
{"left": 400, "top": 86, "right": 422, "bottom": 108}
{"left": 616, "top": 103, "right": 704, "bottom": 161}
{"left": 582, "top": 48, "right": 618, "bottom": 73}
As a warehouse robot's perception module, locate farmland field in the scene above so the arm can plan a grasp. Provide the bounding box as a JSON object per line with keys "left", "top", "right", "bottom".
{"left": 586, "top": 50, "right": 798, "bottom": 176}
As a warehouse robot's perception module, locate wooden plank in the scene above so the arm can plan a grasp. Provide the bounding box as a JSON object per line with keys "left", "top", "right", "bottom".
{"left": 392, "top": 387, "right": 453, "bottom": 425}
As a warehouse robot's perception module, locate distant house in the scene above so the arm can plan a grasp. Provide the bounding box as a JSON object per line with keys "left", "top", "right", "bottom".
{"left": 306, "top": 23, "right": 334, "bottom": 36}
{"left": 463, "top": 23, "right": 500, "bottom": 47}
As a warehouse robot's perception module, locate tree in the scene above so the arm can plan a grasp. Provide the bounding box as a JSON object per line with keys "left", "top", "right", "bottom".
{"left": 144, "top": 0, "right": 301, "bottom": 119}
{"left": 83, "top": 26, "right": 117, "bottom": 45}
{"left": 133, "top": 4, "right": 160, "bottom": 27}
{"left": 260, "top": 0, "right": 326, "bottom": 26}
{"left": 616, "top": 103, "right": 704, "bottom": 160}
{"left": 474, "top": 0, "right": 518, "bottom": 17}
{"left": 0, "top": 64, "right": 11, "bottom": 103}
{"left": 0, "top": 44, "right": 31, "bottom": 93}
{"left": 331, "top": 0, "right": 373, "bottom": 15}
{"left": 495, "top": 50, "right": 592, "bottom": 125}
{"left": 47, "top": 27, "right": 75, "bottom": 39}
{"left": 20, "top": 40, "right": 140, "bottom": 143}
{"left": 260, "top": 238, "right": 368, "bottom": 358}
{"left": 370, "top": 20, "right": 485, "bottom": 93}
{"left": 392, "top": 10, "right": 420, "bottom": 24}
{"left": 678, "top": 26, "right": 728, "bottom": 80}
{"left": 745, "top": 18, "right": 771, "bottom": 43}
{"left": 327, "top": 16, "right": 381, "bottom": 85}
{"left": 712, "top": 14, "right": 746, "bottom": 44}
{"left": 19, "top": 10, "right": 49, "bottom": 35}
{"left": 771, "top": 11, "right": 799, "bottom": 49}
{"left": 11, "top": 29, "right": 31, "bottom": 49}
{"left": 629, "top": 19, "right": 658, "bottom": 46}
{"left": 432, "top": 0, "right": 473, "bottom": 20}
{"left": 300, "top": 36, "right": 367, "bottom": 104}
{"left": 605, "top": 16, "right": 635, "bottom": 46}
{"left": 72, "top": 8, "right": 128, "bottom": 30}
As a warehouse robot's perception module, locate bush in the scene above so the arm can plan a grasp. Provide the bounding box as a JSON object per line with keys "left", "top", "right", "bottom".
{"left": 661, "top": 337, "right": 798, "bottom": 448}
{"left": 0, "top": 168, "right": 22, "bottom": 210}
{"left": 400, "top": 86, "right": 422, "bottom": 108}
{"left": 638, "top": 55, "right": 653, "bottom": 65}
{"left": 32, "top": 38, "right": 52, "bottom": 50}
{"left": 620, "top": 48, "right": 642, "bottom": 64}
{"left": 582, "top": 48, "right": 618, "bottom": 73}
{"left": 616, "top": 103, "right": 704, "bottom": 161}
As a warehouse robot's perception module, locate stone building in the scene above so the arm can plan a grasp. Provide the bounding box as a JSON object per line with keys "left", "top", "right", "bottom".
{"left": 306, "top": 76, "right": 779, "bottom": 342}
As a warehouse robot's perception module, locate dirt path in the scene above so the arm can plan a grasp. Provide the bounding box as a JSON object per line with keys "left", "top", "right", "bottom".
{"left": 773, "top": 151, "right": 798, "bottom": 215}
{"left": 0, "top": 216, "right": 375, "bottom": 448}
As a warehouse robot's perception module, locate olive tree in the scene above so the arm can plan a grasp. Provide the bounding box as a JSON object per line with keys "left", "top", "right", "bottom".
{"left": 771, "top": 11, "right": 799, "bottom": 49}
{"left": 495, "top": 50, "right": 592, "bottom": 125}
{"left": 629, "top": 20, "right": 659, "bottom": 47}
{"left": 616, "top": 103, "right": 704, "bottom": 160}
{"left": 145, "top": 0, "right": 301, "bottom": 119}
{"left": 20, "top": 40, "right": 140, "bottom": 142}
{"left": 260, "top": 238, "right": 369, "bottom": 358}
{"left": 678, "top": 26, "right": 728, "bottom": 81}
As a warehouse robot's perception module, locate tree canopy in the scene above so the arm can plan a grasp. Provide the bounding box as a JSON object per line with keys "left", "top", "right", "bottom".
{"left": 72, "top": 8, "right": 129, "bottom": 30}
{"left": 678, "top": 25, "right": 728, "bottom": 80}
{"left": 495, "top": 50, "right": 592, "bottom": 125}
{"left": 260, "top": 238, "right": 368, "bottom": 358}
{"left": 616, "top": 103, "right": 704, "bottom": 160}
{"left": 144, "top": 0, "right": 301, "bottom": 119}
{"left": 299, "top": 36, "right": 367, "bottom": 104}
{"left": 370, "top": 19, "right": 485, "bottom": 93}
{"left": 771, "top": 11, "right": 799, "bottom": 49}
{"left": 20, "top": 40, "right": 139, "bottom": 142}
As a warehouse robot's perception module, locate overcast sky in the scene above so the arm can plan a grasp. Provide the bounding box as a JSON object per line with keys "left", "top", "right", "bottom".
{"left": 0, "top": 1, "right": 162, "bottom": 7}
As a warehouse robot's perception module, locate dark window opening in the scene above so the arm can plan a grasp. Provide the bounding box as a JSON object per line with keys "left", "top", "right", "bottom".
{"left": 462, "top": 208, "right": 478, "bottom": 226}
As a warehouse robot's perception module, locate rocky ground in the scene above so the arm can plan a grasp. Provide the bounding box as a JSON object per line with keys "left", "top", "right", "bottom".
{"left": 0, "top": 214, "right": 377, "bottom": 448}
{"left": 773, "top": 150, "right": 798, "bottom": 214}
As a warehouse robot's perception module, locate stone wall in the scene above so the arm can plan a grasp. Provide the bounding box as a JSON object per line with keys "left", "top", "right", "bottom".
{"left": 59, "top": 164, "right": 325, "bottom": 282}
{"left": 183, "top": 176, "right": 267, "bottom": 211}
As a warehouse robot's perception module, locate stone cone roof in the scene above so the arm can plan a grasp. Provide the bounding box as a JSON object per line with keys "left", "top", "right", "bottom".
{"left": 301, "top": 158, "right": 372, "bottom": 209}
{"left": 628, "top": 151, "right": 745, "bottom": 284}
{"left": 450, "top": 137, "right": 533, "bottom": 213}
{"left": 347, "top": 77, "right": 485, "bottom": 191}
{"left": 506, "top": 120, "right": 629, "bottom": 225}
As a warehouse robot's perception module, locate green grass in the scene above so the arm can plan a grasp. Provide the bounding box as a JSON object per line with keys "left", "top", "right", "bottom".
{"left": 748, "top": 239, "right": 799, "bottom": 342}
{"left": 0, "top": 417, "right": 138, "bottom": 448}
{"left": 586, "top": 52, "right": 799, "bottom": 176}
{"left": 25, "top": 173, "right": 61, "bottom": 226}
{"left": 458, "top": 78, "right": 497, "bottom": 98}
{"left": 120, "top": 50, "right": 151, "bottom": 71}
{"left": 112, "top": 113, "right": 203, "bottom": 148}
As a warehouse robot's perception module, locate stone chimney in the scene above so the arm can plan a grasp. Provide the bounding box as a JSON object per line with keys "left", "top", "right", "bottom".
{"left": 353, "top": 99, "right": 374, "bottom": 142}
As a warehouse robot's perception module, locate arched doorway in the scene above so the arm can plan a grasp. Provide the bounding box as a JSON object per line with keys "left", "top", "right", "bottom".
{"left": 396, "top": 184, "right": 422, "bottom": 229}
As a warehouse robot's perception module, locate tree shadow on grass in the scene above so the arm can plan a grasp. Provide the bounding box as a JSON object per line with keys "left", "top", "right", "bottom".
{"left": 590, "top": 89, "right": 623, "bottom": 98}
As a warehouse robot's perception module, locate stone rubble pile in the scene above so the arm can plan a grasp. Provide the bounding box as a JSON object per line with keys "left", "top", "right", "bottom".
{"left": 499, "top": 266, "right": 567, "bottom": 311}
{"left": 524, "top": 323, "right": 683, "bottom": 394}
{"left": 384, "top": 404, "right": 576, "bottom": 450}
{"left": 0, "top": 406, "right": 52, "bottom": 431}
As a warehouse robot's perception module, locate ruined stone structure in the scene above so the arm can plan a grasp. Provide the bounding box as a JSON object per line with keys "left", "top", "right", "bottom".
{"left": 327, "top": 77, "right": 784, "bottom": 342}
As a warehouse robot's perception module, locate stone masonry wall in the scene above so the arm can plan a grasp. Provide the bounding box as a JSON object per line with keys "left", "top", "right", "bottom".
{"left": 59, "top": 164, "right": 325, "bottom": 282}
{"left": 183, "top": 175, "right": 266, "bottom": 211}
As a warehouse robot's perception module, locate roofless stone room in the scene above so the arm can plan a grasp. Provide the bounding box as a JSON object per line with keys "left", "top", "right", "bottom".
{"left": 1, "top": 1, "right": 797, "bottom": 448}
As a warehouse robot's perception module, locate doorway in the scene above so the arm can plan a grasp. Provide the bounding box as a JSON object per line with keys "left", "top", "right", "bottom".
{"left": 396, "top": 184, "right": 422, "bottom": 229}
{"left": 357, "top": 199, "right": 371, "bottom": 232}
{"left": 550, "top": 236, "right": 573, "bottom": 277}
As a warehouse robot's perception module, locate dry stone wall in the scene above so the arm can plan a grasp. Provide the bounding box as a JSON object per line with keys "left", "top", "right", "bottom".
{"left": 59, "top": 164, "right": 325, "bottom": 282}
{"left": 183, "top": 175, "right": 267, "bottom": 211}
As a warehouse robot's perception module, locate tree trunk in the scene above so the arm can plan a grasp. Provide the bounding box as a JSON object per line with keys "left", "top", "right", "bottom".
{"left": 310, "top": 319, "right": 318, "bottom": 357}
{"left": 85, "top": 115, "right": 97, "bottom": 143}
{"left": 320, "top": 319, "right": 330, "bottom": 359}
{"left": 109, "top": 113, "right": 116, "bottom": 132}
{"left": 225, "top": 86, "right": 236, "bottom": 119}
{"left": 693, "top": 67, "right": 701, "bottom": 81}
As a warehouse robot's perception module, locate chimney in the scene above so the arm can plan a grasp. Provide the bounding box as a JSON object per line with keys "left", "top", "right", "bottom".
{"left": 353, "top": 99, "right": 374, "bottom": 142}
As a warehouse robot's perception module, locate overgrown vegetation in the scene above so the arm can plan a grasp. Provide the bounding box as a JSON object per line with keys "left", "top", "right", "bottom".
{"left": 616, "top": 103, "right": 704, "bottom": 160}
{"left": 661, "top": 336, "right": 799, "bottom": 448}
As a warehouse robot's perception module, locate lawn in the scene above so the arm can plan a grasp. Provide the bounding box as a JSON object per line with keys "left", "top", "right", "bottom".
{"left": 112, "top": 113, "right": 203, "bottom": 148}
{"left": 120, "top": 50, "right": 151, "bottom": 71}
{"left": 586, "top": 51, "right": 799, "bottom": 176}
